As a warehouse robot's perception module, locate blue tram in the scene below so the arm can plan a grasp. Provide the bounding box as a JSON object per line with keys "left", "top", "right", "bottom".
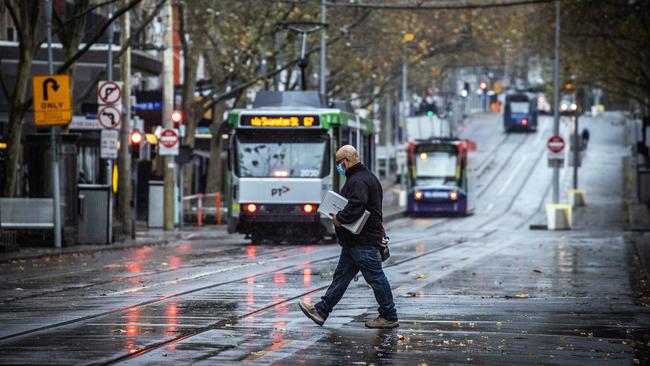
{"left": 405, "top": 138, "right": 476, "bottom": 216}
{"left": 504, "top": 93, "right": 538, "bottom": 132}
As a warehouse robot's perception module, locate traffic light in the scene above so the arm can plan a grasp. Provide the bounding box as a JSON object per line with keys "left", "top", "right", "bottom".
{"left": 461, "top": 82, "right": 470, "bottom": 98}
{"left": 130, "top": 129, "right": 143, "bottom": 159}
{"left": 423, "top": 102, "right": 436, "bottom": 117}
{"left": 171, "top": 110, "right": 184, "bottom": 127}
{"left": 480, "top": 81, "right": 488, "bottom": 90}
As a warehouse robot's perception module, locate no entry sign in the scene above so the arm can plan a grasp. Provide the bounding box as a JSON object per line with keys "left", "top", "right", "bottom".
{"left": 547, "top": 135, "right": 565, "bottom": 153}
{"left": 158, "top": 128, "right": 179, "bottom": 156}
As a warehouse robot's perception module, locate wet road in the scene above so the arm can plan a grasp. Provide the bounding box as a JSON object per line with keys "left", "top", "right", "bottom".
{"left": 1, "top": 112, "right": 648, "bottom": 365}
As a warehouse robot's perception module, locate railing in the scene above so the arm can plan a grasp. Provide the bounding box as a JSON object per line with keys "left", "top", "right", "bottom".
{"left": 182, "top": 192, "right": 223, "bottom": 226}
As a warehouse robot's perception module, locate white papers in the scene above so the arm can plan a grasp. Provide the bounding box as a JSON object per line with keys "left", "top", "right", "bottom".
{"left": 318, "top": 190, "right": 370, "bottom": 235}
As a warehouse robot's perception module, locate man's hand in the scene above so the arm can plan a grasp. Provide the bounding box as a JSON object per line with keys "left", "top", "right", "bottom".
{"left": 330, "top": 213, "right": 342, "bottom": 227}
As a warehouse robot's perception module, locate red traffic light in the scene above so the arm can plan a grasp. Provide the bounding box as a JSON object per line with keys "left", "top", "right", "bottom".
{"left": 171, "top": 110, "right": 183, "bottom": 125}
{"left": 130, "top": 129, "right": 143, "bottom": 145}
{"left": 480, "top": 81, "right": 488, "bottom": 89}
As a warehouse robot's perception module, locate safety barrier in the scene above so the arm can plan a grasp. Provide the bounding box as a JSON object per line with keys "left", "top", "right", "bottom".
{"left": 182, "top": 192, "right": 223, "bottom": 226}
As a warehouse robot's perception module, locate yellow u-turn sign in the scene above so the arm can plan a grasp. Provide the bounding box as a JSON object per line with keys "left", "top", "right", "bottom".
{"left": 32, "top": 74, "right": 72, "bottom": 126}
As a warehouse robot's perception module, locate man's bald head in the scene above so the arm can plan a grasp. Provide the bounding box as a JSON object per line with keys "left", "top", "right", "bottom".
{"left": 336, "top": 145, "right": 360, "bottom": 168}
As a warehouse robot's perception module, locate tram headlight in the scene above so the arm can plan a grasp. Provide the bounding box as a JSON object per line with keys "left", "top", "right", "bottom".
{"left": 415, "top": 191, "right": 423, "bottom": 200}
{"left": 303, "top": 204, "right": 315, "bottom": 213}
{"left": 449, "top": 191, "right": 458, "bottom": 201}
{"left": 419, "top": 153, "right": 428, "bottom": 160}
{"left": 560, "top": 103, "right": 568, "bottom": 111}
{"left": 570, "top": 103, "right": 578, "bottom": 111}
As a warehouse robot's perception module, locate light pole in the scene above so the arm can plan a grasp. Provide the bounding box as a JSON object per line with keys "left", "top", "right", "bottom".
{"left": 320, "top": 0, "right": 327, "bottom": 101}
{"left": 44, "top": 0, "right": 62, "bottom": 248}
{"left": 400, "top": 33, "right": 414, "bottom": 190}
{"left": 552, "top": 0, "right": 561, "bottom": 204}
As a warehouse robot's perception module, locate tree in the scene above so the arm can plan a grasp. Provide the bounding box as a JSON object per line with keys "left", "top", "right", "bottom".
{"left": 1, "top": 0, "right": 142, "bottom": 197}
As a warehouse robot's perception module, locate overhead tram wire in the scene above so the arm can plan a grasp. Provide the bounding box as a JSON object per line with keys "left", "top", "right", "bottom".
{"left": 324, "top": 0, "right": 552, "bottom": 11}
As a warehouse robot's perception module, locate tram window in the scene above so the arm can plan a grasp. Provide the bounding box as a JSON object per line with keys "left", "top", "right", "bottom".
{"left": 235, "top": 131, "right": 329, "bottom": 178}
{"left": 414, "top": 150, "right": 459, "bottom": 187}
{"left": 510, "top": 101, "right": 530, "bottom": 114}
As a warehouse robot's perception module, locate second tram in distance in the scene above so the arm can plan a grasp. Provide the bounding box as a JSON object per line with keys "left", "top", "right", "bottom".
{"left": 405, "top": 138, "right": 476, "bottom": 216}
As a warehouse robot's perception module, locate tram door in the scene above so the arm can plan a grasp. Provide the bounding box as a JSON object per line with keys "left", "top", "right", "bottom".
{"left": 465, "top": 151, "right": 477, "bottom": 213}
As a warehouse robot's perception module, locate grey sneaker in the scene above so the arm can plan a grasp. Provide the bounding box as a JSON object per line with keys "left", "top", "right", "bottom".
{"left": 298, "top": 301, "right": 325, "bottom": 326}
{"left": 365, "top": 316, "right": 399, "bottom": 329}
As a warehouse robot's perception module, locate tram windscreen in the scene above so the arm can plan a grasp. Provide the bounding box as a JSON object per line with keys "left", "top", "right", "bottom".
{"left": 414, "top": 149, "right": 458, "bottom": 186}
{"left": 510, "top": 101, "right": 530, "bottom": 114}
{"left": 235, "top": 130, "right": 329, "bottom": 178}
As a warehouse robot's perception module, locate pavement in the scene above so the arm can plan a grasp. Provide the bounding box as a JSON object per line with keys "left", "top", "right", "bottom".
{"left": 0, "top": 180, "right": 406, "bottom": 263}
{"left": 1, "top": 111, "right": 649, "bottom": 365}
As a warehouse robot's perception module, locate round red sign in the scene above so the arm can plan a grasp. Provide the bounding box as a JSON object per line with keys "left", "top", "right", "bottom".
{"left": 159, "top": 128, "right": 179, "bottom": 148}
{"left": 547, "top": 135, "right": 565, "bottom": 153}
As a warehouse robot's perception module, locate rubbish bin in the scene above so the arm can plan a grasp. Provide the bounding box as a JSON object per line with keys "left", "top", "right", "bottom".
{"left": 77, "top": 184, "right": 112, "bottom": 244}
{"left": 148, "top": 181, "right": 164, "bottom": 228}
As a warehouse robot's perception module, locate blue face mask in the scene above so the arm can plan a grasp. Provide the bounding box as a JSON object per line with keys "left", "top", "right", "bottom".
{"left": 336, "top": 163, "right": 346, "bottom": 176}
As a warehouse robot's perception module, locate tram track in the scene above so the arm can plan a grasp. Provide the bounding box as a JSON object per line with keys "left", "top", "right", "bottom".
{"left": 0, "top": 229, "right": 448, "bottom": 344}
{"left": 0, "top": 245, "right": 301, "bottom": 304}
{"left": 98, "top": 229, "right": 498, "bottom": 366}
{"left": 477, "top": 133, "right": 530, "bottom": 199}
{"left": 475, "top": 131, "right": 550, "bottom": 230}
{"left": 475, "top": 133, "right": 510, "bottom": 178}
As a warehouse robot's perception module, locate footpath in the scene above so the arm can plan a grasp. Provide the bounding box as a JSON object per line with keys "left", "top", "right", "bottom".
{"left": 0, "top": 180, "right": 406, "bottom": 263}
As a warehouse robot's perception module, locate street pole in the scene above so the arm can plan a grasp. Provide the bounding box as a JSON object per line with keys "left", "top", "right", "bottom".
{"left": 385, "top": 94, "right": 392, "bottom": 180}
{"left": 573, "top": 115, "right": 579, "bottom": 189}
{"left": 320, "top": 0, "right": 327, "bottom": 102}
{"left": 162, "top": 0, "right": 175, "bottom": 230}
{"left": 552, "top": 0, "right": 561, "bottom": 204}
{"left": 107, "top": 4, "right": 115, "bottom": 193}
{"left": 44, "top": 0, "right": 61, "bottom": 249}
{"left": 401, "top": 46, "right": 408, "bottom": 189}
{"left": 119, "top": 0, "right": 133, "bottom": 237}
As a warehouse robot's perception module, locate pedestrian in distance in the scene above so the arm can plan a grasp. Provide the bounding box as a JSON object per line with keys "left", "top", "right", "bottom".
{"left": 298, "top": 145, "right": 398, "bottom": 329}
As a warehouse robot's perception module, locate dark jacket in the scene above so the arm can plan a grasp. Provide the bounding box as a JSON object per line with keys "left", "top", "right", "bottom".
{"left": 335, "top": 163, "right": 384, "bottom": 246}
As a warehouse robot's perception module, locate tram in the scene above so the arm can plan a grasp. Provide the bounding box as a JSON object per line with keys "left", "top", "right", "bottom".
{"left": 405, "top": 138, "right": 476, "bottom": 216}
{"left": 225, "top": 91, "right": 376, "bottom": 242}
{"left": 504, "top": 93, "right": 538, "bottom": 132}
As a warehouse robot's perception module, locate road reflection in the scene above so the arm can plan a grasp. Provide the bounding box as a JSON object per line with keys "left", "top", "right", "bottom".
{"left": 124, "top": 307, "right": 140, "bottom": 354}
{"left": 166, "top": 302, "right": 179, "bottom": 336}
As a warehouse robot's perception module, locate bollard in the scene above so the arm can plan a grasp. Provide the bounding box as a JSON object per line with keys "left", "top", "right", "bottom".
{"left": 567, "top": 189, "right": 587, "bottom": 207}
{"left": 197, "top": 194, "right": 203, "bottom": 227}
{"left": 545, "top": 204, "right": 572, "bottom": 230}
{"left": 216, "top": 192, "right": 222, "bottom": 225}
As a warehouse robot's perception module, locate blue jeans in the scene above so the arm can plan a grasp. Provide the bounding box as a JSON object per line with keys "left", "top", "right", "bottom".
{"left": 315, "top": 245, "right": 398, "bottom": 321}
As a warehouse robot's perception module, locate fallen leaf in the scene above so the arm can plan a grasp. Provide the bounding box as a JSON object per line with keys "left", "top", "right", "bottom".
{"left": 532, "top": 268, "right": 542, "bottom": 274}
{"left": 496, "top": 322, "right": 502, "bottom": 329}
{"left": 407, "top": 291, "right": 424, "bottom": 297}
{"left": 452, "top": 321, "right": 461, "bottom": 327}
{"left": 414, "top": 274, "right": 430, "bottom": 280}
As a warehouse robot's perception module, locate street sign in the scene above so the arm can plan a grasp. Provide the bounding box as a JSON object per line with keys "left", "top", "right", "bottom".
{"left": 98, "top": 105, "right": 122, "bottom": 129}
{"left": 69, "top": 115, "right": 101, "bottom": 130}
{"left": 32, "top": 75, "right": 72, "bottom": 126}
{"left": 547, "top": 135, "right": 565, "bottom": 153}
{"left": 100, "top": 129, "right": 119, "bottom": 159}
{"left": 158, "top": 128, "right": 179, "bottom": 156}
{"left": 98, "top": 81, "right": 123, "bottom": 105}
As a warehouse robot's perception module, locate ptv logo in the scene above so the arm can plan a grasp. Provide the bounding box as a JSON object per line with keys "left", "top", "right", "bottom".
{"left": 271, "top": 186, "right": 290, "bottom": 197}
